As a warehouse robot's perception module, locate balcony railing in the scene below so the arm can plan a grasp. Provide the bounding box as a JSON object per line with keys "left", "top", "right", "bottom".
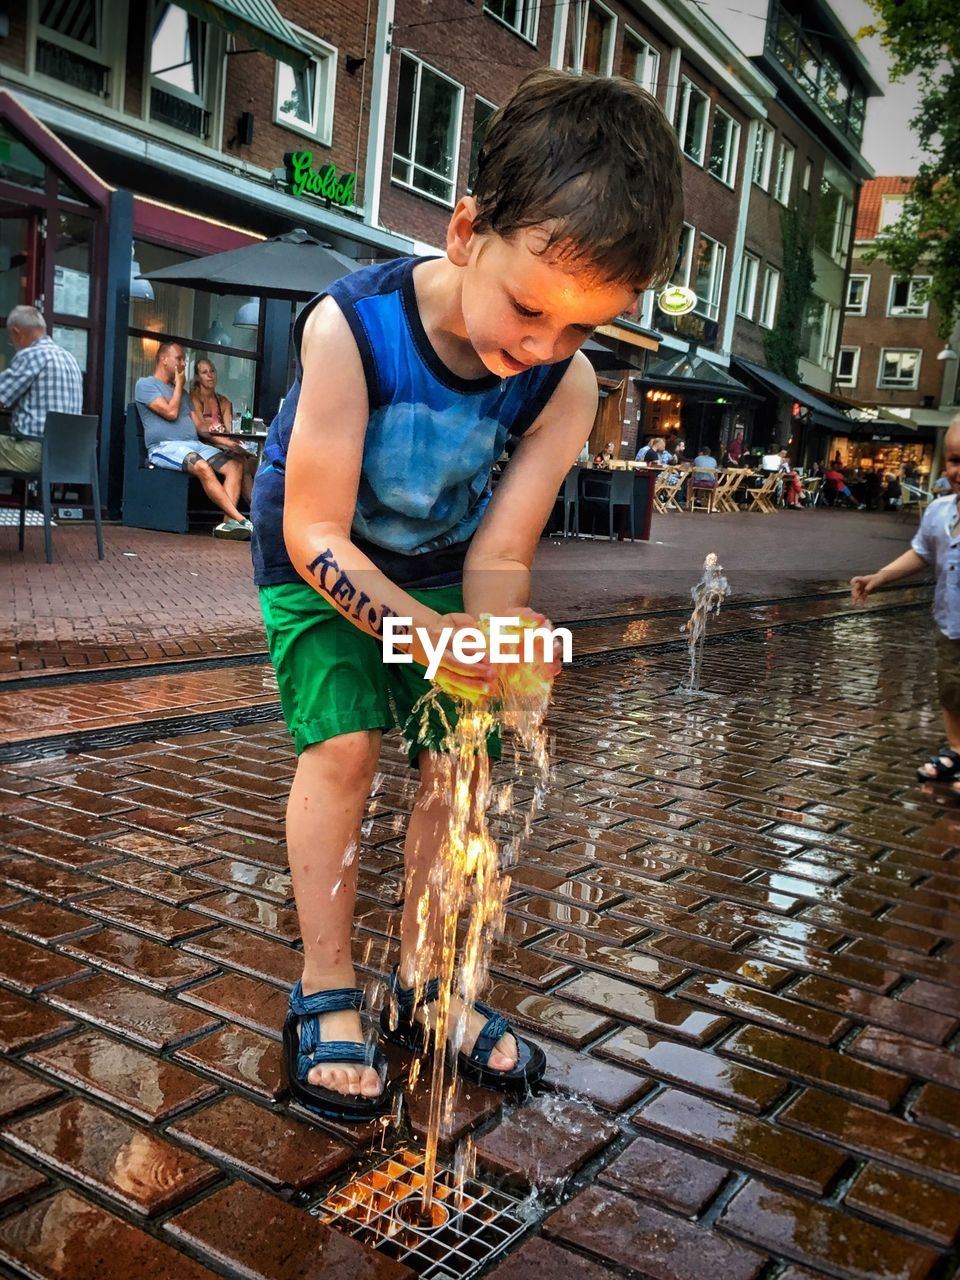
{"left": 150, "top": 87, "right": 210, "bottom": 140}
{"left": 766, "top": 6, "right": 865, "bottom": 145}
{"left": 36, "top": 38, "right": 109, "bottom": 98}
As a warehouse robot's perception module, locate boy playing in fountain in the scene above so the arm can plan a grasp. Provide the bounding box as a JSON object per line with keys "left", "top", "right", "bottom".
{"left": 251, "top": 68, "right": 684, "bottom": 1120}
{"left": 851, "top": 416, "right": 960, "bottom": 787}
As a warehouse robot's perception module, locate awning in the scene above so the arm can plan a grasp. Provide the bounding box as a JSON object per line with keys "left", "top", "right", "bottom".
{"left": 178, "top": 0, "right": 313, "bottom": 71}
{"left": 730, "top": 356, "right": 851, "bottom": 430}
{"left": 595, "top": 322, "right": 661, "bottom": 353}
{"left": 638, "top": 349, "right": 760, "bottom": 401}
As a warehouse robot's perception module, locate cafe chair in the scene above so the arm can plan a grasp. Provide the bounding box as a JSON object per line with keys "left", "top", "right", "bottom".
{"left": 2, "top": 412, "right": 103, "bottom": 565}
{"left": 687, "top": 472, "right": 718, "bottom": 513}
{"left": 580, "top": 469, "right": 635, "bottom": 541}
{"left": 746, "top": 471, "right": 780, "bottom": 514}
{"left": 554, "top": 466, "right": 580, "bottom": 538}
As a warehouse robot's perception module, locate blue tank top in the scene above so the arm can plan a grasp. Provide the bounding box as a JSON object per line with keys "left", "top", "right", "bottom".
{"left": 251, "top": 257, "right": 571, "bottom": 588}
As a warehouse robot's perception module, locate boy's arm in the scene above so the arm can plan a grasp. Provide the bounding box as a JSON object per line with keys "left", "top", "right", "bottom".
{"left": 463, "top": 353, "right": 597, "bottom": 618}
{"left": 283, "top": 298, "right": 494, "bottom": 691}
{"left": 850, "top": 548, "right": 927, "bottom": 605}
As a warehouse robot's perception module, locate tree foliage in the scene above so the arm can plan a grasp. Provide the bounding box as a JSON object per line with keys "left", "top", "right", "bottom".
{"left": 861, "top": 0, "right": 960, "bottom": 336}
{"left": 763, "top": 207, "right": 815, "bottom": 381}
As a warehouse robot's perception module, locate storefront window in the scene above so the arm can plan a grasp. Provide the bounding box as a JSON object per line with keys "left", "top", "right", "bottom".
{"left": 52, "top": 325, "right": 89, "bottom": 371}
{"left": 126, "top": 239, "right": 261, "bottom": 415}
{"left": 0, "top": 124, "right": 46, "bottom": 192}
{"left": 54, "top": 212, "right": 94, "bottom": 319}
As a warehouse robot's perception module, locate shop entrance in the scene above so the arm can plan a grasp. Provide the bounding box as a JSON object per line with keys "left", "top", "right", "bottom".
{"left": 0, "top": 206, "right": 43, "bottom": 367}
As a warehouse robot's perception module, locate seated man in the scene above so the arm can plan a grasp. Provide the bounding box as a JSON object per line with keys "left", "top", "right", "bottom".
{"left": 0, "top": 305, "right": 82, "bottom": 473}
{"left": 136, "top": 342, "right": 253, "bottom": 540}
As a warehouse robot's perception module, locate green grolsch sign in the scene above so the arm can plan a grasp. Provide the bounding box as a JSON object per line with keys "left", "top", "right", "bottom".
{"left": 285, "top": 152, "right": 356, "bottom": 207}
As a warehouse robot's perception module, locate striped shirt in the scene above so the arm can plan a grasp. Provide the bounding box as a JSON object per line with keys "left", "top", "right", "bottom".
{"left": 0, "top": 336, "right": 83, "bottom": 438}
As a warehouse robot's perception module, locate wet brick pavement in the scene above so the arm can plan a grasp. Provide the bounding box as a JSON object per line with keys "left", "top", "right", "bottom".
{"left": 0, "top": 588, "right": 958, "bottom": 1278}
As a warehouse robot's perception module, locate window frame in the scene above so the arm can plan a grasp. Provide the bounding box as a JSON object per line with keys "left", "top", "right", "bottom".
{"left": 672, "top": 222, "right": 696, "bottom": 289}
{"left": 566, "top": 0, "right": 617, "bottom": 75}
{"left": 693, "top": 232, "right": 726, "bottom": 322}
{"left": 145, "top": 1, "right": 225, "bottom": 144}
{"left": 468, "top": 95, "right": 496, "bottom": 190}
{"left": 753, "top": 123, "right": 773, "bottom": 190}
{"left": 877, "top": 347, "right": 922, "bottom": 390}
{"left": 273, "top": 26, "right": 337, "bottom": 145}
{"left": 845, "top": 274, "right": 869, "bottom": 315}
{"left": 31, "top": 0, "right": 128, "bottom": 110}
{"left": 708, "top": 107, "right": 741, "bottom": 188}
{"left": 887, "top": 275, "right": 931, "bottom": 319}
{"left": 736, "top": 252, "right": 759, "bottom": 320}
{"left": 759, "top": 265, "right": 781, "bottom": 329}
{"left": 836, "top": 346, "right": 860, "bottom": 387}
{"left": 391, "top": 52, "right": 464, "bottom": 208}
{"left": 879, "top": 195, "right": 906, "bottom": 231}
{"left": 773, "top": 139, "right": 795, "bottom": 205}
{"left": 802, "top": 157, "right": 812, "bottom": 192}
{"left": 677, "top": 76, "right": 710, "bottom": 167}
{"left": 482, "top": 0, "right": 539, "bottom": 45}
{"left": 620, "top": 26, "right": 660, "bottom": 97}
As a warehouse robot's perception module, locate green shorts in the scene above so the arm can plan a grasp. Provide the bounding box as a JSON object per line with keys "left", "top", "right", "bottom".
{"left": 260, "top": 580, "right": 501, "bottom": 765}
{"left": 936, "top": 631, "right": 960, "bottom": 716}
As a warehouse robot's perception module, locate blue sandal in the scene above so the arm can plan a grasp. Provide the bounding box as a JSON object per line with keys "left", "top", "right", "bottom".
{"left": 283, "top": 982, "right": 392, "bottom": 1121}
{"left": 380, "top": 968, "right": 546, "bottom": 1091}
{"left": 917, "top": 748, "right": 960, "bottom": 783}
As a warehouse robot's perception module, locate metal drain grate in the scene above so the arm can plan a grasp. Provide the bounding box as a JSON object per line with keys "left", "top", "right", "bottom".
{"left": 315, "top": 1149, "right": 530, "bottom": 1278}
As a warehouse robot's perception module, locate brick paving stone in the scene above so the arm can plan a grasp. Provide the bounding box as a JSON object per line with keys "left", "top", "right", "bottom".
{"left": 638, "top": 933, "right": 793, "bottom": 989}
{"left": 538, "top": 1037, "right": 652, "bottom": 1111}
{"left": 91, "top": 860, "right": 211, "bottom": 904}
{"left": 633, "top": 1088, "right": 847, "bottom": 1195}
{"left": 901, "top": 978, "right": 960, "bottom": 1019}
{"left": 173, "top": 1024, "right": 286, "bottom": 1101}
{"left": 167, "top": 1094, "right": 352, "bottom": 1191}
{"left": 479, "top": 978, "right": 616, "bottom": 1047}
{"left": 560, "top": 972, "right": 731, "bottom": 1045}
{"left": 100, "top": 831, "right": 215, "bottom": 868}
{"left": 474, "top": 1095, "right": 618, "bottom": 1187}
{"left": 509, "top": 894, "right": 646, "bottom": 944}
{"left": 43, "top": 973, "right": 219, "bottom": 1050}
{"left": 4, "top": 1097, "right": 218, "bottom": 1216}
{"left": 847, "top": 1026, "right": 960, "bottom": 1090}
{"left": 25, "top": 1028, "right": 217, "bottom": 1122}
{"left": 177, "top": 972, "right": 289, "bottom": 1039}
{"left": 598, "top": 1133, "right": 729, "bottom": 1215}
{"left": 911, "top": 1083, "right": 960, "bottom": 1139}
{"left": 788, "top": 974, "right": 958, "bottom": 1045}
{"left": 0, "top": 1189, "right": 219, "bottom": 1280}
{"left": 0, "top": 1149, "right": 47, "bottom": 1207}
{"left": 0, "top": 931, "right": 89, "bottom": 995}
{"left": 745, "top": 937, "right": 900, "bottom": 993}
{"left": 0, "top": 989, "right": 76, "bottom": 1052}
{"left": 535, "top": 930, "right": 689, "bottom": 988}
{"left": 680, "top": 976, "right": 850, "bottom": 1045}
{"left": 61, "top": 927, "right": 217, "bottom": 992}
{"left": 718, "top": 1025, "right": 908, "bottom": 1111}
{"left": 597, "top": 1027, "right": 787, "bottom": 1113}
{"left": 544, "top": 1184, "right": 768, "bottom": 1280}
{"left": 844, "top": 1162, "right": 960, "bottom": 1247}
{"left": 180, "top": 925, "right": 303, "bottom": 988}
{"left": 75, "top": 889, "right": 214, "bottom": 942}
{"left": 485, "top": 1237, "right": 624, "bottom": 1280}
{"left": 0, "top": 1061, "right": 60, "bottom": 1120}
{"left": 0, "top": 900, "right": 101, "bottom": 944}
{"left": 1, "top": 855, "right": 104, "bottom": 901}
{"left": 187, "top": 889, "right": 302, "bottom": 942}
{"left": 779, "top": 1090, "right": 960, "bottom": 1188}
{"left": 165, "top": 1180, "right": 415, "bottom": 1279}
{"left": 487, "top": 938, "right": 577, "bottom": 988}
{"left": 718, "top": 1179, "right": 941, "bottom": 1280}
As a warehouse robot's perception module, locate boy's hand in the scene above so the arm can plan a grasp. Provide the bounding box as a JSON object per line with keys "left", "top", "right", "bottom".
{"left": 850, "top": 574, "right": 879, "bottom": 606}
{"left": 513, "top": 608, "right": 564, "bottom": 678}
{"left": 414, "top": 613, "right": 497, "bottom": 697}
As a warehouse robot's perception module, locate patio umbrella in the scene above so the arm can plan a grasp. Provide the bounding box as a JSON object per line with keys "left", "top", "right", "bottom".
{"left": 141, "top": 228, "right": 359, "bottom": 300}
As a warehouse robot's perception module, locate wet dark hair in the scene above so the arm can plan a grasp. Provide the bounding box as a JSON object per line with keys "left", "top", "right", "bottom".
{"left": 472, "top": 69, "right": 684, "bottom": 290}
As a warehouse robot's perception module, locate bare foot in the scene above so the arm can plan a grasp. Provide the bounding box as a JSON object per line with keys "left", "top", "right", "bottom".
{"left": 299, "top": 1000, "right": 383, "bottom": 1098}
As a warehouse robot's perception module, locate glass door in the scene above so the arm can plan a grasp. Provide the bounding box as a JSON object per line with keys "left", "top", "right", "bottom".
{"left": 0, "top": 207, "right": 43, "bottom": 372}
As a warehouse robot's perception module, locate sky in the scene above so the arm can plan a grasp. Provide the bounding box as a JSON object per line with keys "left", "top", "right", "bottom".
{"left": 829, "top": 0, "right": 925, "bottom": 175}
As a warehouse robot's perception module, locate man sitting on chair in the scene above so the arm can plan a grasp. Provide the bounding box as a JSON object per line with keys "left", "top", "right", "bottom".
{"left": 135, "top": 342, "right": 253, "bottom": 541}
{"left": 0, "top": 305, "right": 82, "bottom": 474}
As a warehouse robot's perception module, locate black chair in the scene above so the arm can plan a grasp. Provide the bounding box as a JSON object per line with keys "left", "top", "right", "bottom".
{"left": 579, "top": 469, "right": 635, "bottom": 541}
{"left": 2, "top": 412, "right": 103, "bottom": 564}
{"left": 554, "top": 466, "right": 580, "bottom": 538}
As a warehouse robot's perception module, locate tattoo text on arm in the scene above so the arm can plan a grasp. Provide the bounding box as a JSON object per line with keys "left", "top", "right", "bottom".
{"left": 306, "top": 548, "right": 399, "bottom": 637}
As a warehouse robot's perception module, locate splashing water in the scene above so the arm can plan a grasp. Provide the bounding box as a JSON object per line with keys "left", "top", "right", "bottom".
{"left": 680, "top": 552, "right": 731, "bottom": 693}
{"left": 401, "top": 617, "right": 553, "bottom": 1217}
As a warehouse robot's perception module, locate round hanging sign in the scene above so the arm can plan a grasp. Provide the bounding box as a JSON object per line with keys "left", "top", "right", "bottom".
{"left": 657, "top": 285, "right": 697, "bottom": 316}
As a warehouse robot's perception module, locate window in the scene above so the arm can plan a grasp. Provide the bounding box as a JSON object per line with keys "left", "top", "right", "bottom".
{"left": 676, "top": 78, "right": 710, "bottom": 166}
{"left": 836, "top": 347, "right": 860, "bottom": 387}
{"left": 878, "top": 348, "right": 921, "bottom": 389}
{"left": 818, "top": 302, "right": 838, "bottom": 367}
{"left": 483, "top": 0, "right": 538, "bottom": 43}
{"left": 274, "top": 30, "right": 336, "bottom": 144}
{"left": 149, "top": 3, "right": 212, "bottom": 139}
{"left": 708, "top": 108, "right": 741, "bottom": 187}
{"left": 36, "top": 0, "right": 112, "bottom": 97}
{"left": 759, "top": 266, "right": 780, "bottom": 328}
{"left": 753, "top": 124, "right": 773, "bottom": 189}
{"left": 694, "top": 234, "right": 726, "bottom": 321}
{"left": 845, "top": 275, "right": 869, "bottom": 314}
{"left": 468, "top": 97, "right": 496, "bottom": 189}
{"left": 802, "top": 158, "right": 812, "bottom": 191}
{"left": 736, "top": 253, "right": 759, "bottom": 319}
{"left": 565, "top": 1, "right": 616, "bottom": 75}
{"left": 773, "top": 140, "right": 795, "bottom": 205}
{"left": 620, "top": 30, "right": 659, "bottom": 96}
{"left": 888, "top": 276, "right": 931, "bottom": 318}
{"left": 672, "top": 223, "right": 695, "bottom": 288}
{"left": 879, "top": 195, "right": 906, "bottom": 231}
{"left": 817, "top": 180, "right": 852, "bottom": 263}
{"left": 392, "top": 54, "right": 463, "bottom": 205}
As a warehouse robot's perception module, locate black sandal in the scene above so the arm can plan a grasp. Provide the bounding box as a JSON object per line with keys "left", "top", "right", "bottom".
{"left": 917, "top": 748, "right": 960, "bottom": 783}
{"left": 381, "top": 968, "right": 546, "bottom": 1091}
{"left": 283, "top": 982, "right": 393, "bottom": 1122}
